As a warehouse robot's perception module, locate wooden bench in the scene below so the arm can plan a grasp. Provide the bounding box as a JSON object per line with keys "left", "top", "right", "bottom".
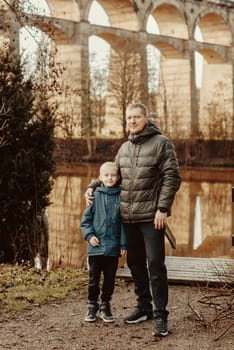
{"left": 116, "top": 256, "right": 234, "bottom": 285}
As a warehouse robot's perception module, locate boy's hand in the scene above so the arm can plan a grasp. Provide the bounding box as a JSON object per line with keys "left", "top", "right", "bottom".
{"left": 85, "top": 188, "right": 94, "bottom": 206}
{"left": 121, "top": 249, "right": 127, "bottom": 256}
{"left": 89, "top": 236, "right": 100, "bottom": 246}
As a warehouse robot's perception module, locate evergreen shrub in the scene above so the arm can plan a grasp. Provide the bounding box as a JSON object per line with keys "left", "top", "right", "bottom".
{"left": 0, "top": 46, "right": 55, "bottom": 265}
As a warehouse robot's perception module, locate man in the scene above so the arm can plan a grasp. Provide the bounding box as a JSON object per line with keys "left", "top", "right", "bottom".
{"left": 86, "top": 103, "right": 181, "bottom": 337}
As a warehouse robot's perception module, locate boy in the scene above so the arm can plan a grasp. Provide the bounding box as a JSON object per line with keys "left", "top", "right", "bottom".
{"left": 80, "top": 161, "right": 127, "bottom": 323}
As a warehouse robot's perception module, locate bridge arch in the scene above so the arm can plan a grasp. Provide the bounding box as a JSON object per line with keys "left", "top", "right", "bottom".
{"left": 44, "top": 0, "right": 80, "bottom": 21}
{"left": 149, "top": 1, "right": 188, "bottom": 39}
{"left": 88, "top": 1, "right": 109, "bottom": 26}
{"left": 194, "top": 10, "right": 232, "bottom": 47}
{"left": 191, "top": 9, "right": 233, "bottom": 139}
{"left": 85, "top": 0, "right": 140, "bottom": 31}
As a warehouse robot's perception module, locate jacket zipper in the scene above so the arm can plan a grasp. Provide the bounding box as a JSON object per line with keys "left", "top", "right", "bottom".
{"left": 128, "top": 143, "right": 138, "bottom": 222}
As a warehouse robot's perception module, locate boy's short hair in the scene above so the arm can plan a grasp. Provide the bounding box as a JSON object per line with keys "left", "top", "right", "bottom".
{"left": 99, "top": 161, "right": 119, "bottom": 174}
{"left": 126, "top": 103, "right": 148, "bottom": 116}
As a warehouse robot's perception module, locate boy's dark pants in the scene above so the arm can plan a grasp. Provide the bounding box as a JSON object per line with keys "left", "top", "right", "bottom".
{"left": 125, "top": 222, "right": 169, "bottom": 320}
{"left": 88, "top": 255, "right": 118, "bottom": 303}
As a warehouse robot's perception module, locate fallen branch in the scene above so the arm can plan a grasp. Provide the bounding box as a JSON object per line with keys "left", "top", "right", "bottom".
{"left": 188, "top": 285, "right": 233, "bottom": 339}
{"left": 214, "top": 320, "right": 234, "bottom": 341}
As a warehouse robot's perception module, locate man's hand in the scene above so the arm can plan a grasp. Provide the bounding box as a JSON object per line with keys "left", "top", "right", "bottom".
{"left": 154, "top": 209, "right": 167, "bottom": 230}
{"left": 85, "top": 188, "right": 94, "bottom": 206}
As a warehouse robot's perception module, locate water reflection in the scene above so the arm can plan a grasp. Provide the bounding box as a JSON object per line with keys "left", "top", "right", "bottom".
{"left": 47, "top": 165, "right": 234, "bottom": 268}
{"left": 193, "top": 196, "right": 202, "bottom": 250}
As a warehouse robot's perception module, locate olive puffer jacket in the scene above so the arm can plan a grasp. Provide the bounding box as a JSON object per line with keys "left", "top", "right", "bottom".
{"left": 80, "top": 186, "right": 127, "bottom": 257}
{"left": 115, "top": 120, "right": 181, "bottom": 223}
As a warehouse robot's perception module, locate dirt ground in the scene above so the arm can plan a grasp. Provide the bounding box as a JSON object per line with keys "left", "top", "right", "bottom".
{"left": 0, "top": 282, "right": 233, "bottom": 350}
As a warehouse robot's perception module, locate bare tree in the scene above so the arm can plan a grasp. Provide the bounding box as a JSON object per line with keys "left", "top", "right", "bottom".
{"left": 89, "top": 64, "right": 107, "bottom": 136}
{"left": 80, "top": 53, "right": 109, "bottom": 160}
{"left": 148, "top": 55, "right": 171, "bottom": 134}
{"left": 201, "top": 81, "right": 232, "bottom": 140}
{"left": 108, "top": 41, "right": 147, "bottom": 137}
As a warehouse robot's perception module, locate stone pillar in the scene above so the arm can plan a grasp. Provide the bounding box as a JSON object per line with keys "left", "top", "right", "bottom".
{"left": 77, "top": 20, "right": 91, "bottom": 135}
{"left": 138, "top": 31, "right": 149, "bottom": 106}
{"left": 232, "top": 187, "right": 234, "bottom": 246}
{"left": 189, "top": 41, "right": 199, "bottom": 138}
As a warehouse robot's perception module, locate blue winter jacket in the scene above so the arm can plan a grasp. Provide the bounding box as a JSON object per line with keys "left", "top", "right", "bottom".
{"left": 80, "top": 186, "right": 127, "bottom": 257}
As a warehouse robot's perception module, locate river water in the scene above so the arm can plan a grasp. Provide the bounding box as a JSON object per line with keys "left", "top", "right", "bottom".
{"left": 46, "top": 164, "right": 234, "bottom": 268}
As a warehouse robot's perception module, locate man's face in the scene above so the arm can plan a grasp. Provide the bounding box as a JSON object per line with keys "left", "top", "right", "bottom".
{"left": 126, "top": 107, "right": 148, "bottom": 135}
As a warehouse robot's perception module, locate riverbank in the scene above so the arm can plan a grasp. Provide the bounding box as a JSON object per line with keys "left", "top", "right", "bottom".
{"left": 54, "top": 138, "right": 234, "bottom": 167}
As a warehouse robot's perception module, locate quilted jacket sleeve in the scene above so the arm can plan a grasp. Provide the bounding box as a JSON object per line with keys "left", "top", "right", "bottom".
{"left": 157, "top": 139, "right": 181, "bottom": 212}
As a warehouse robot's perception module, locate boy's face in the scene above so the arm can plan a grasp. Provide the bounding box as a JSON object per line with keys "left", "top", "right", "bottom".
{"left": 99, "top": 165, "right": 119, "bottom": 187}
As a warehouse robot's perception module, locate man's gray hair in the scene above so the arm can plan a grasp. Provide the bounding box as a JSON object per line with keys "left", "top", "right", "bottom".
{"left": 126, "top": 103, "right": 148, "bottom": 116}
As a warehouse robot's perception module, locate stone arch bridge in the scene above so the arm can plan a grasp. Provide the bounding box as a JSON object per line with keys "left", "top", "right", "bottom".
{"left": 1, "top": 0, "right": 234, "bottom": 139}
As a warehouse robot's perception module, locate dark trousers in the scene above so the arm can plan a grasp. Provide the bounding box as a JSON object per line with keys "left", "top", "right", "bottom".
{"left": 88, "top": 255, "right": 118, "bottom": 303}
{"left": 125, "top": 222, "right": 168, "bottom": 320}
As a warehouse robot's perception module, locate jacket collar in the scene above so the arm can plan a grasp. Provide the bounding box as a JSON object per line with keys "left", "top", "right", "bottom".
{"left": 96, "top": 186, "right": 121, "bottom": 194}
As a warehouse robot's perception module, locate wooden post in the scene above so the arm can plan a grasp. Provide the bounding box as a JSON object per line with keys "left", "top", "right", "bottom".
{"left": 165, "top": 224, "right": 176, "bottom": 250}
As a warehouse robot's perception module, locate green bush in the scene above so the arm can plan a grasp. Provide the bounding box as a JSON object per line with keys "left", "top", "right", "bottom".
{"left": 0, "top": 47, "right": 55, "bottom": 265}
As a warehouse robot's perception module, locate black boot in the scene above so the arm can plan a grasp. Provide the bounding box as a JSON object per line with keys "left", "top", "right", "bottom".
{"left": 99, "top": 302, "right": 114, "bottom": 323}
{"left": 85, "top": 301, "right": 99, "bottom": 322}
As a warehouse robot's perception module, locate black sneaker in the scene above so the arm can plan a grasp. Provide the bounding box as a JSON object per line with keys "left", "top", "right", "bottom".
{"left": 153, "top": 318, "right": 168, "bottom": 337}
{"left": 99, "top": 302, "right": 114, "bottom": 323}
{"left": 124, "top": 308, "right": 153, "bottom": 324}
{"left": 85, "top": 306, "right": 97, "bottom": 322}
{"left": 85, "top": 302, "right": 99, "bottom": 322}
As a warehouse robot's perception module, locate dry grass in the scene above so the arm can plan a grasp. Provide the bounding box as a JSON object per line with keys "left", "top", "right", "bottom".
{"left": 0, "top": 264, "right": 88, "bottom": 312}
